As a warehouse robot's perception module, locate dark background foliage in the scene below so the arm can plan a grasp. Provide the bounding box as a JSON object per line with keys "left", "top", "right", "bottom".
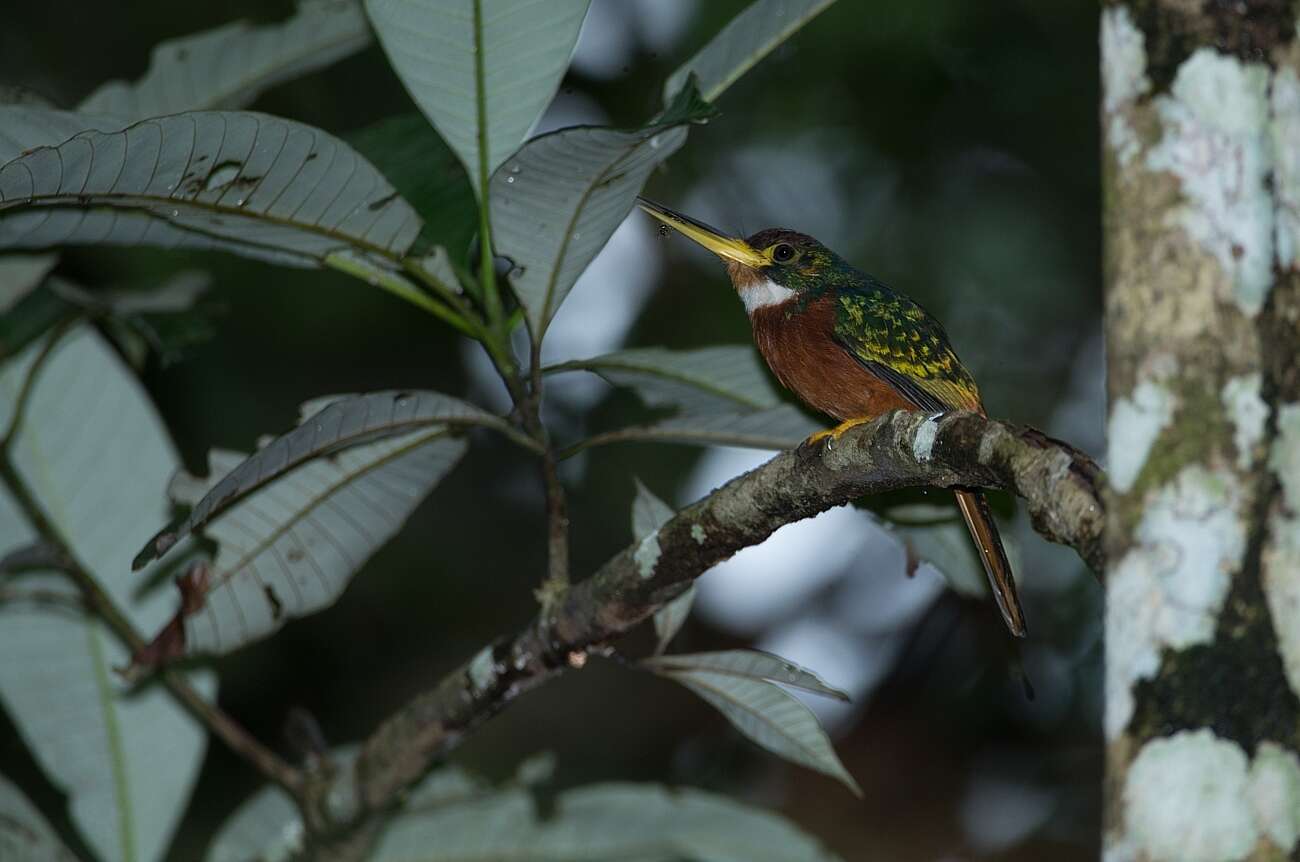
{"left": 1, "top": 1, "right": 1102, "bottom": 858}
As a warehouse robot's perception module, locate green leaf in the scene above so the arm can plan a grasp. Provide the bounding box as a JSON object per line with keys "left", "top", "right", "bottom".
{"left": 0, "top": 107, "right": 104, "bottom": 164}
{"left": 554, "top": 345, "right": 824, "bottom": 451}
{"left": 204, "top": 779, "right": 303, "bottom": 862}
{"left": 378, "top": 782, "right": 844, "bottom": 861}
{"left": 0, "top": 110, "right": 421, "bottom": 269}
{"left": 213, "top": 763, "right": 841, "bottom": 862}
{"left": 0, "top": 283, "right": 75, "bottom": 362}
{"left": 665, "top": 0, "right": 838, "bottom": 105}
{"left": 365, "top": 0, "right": 590, "bottom": 194}
{"left": 650, "top": 665, "right": 860, "bottom": 796}
{"left": 134, "top": 390, "right": 519, "bottom": 571}
{"left": 601, "top": 404, "right": 823, "bottom": 452}
{"left": 631, "top": 478, "right": 695, "bottom": 654}
{"left": 0, "top": 327, "right": 214, "bottom": 862}
{"left": 0, "top": 773, "right": 77, "bottom": 862}
{"left": 631, "top": 477, "right": 675, "bottom": 542}
{"left": 883, "top": 502, "right": 1018, "bottom": 598}
{"left": 552, "top": 345, "right": 784, "bottom": 412}
{"left": 79, "top": 0, "right": 371, "bottom": 119}
{"left": 492, "top": 82, "right": 714, "bottom": 340}
{"left": 130, "top": 416, "right": 469, "bottom": 670}
{"left": 346, "top": 113, "right": 478, "bottom": 264}
{"left": 644, "top": 650, "right": 850, "bottom": 702}
{"left": 0, "top": 254, "right": 56, "bottom": 314}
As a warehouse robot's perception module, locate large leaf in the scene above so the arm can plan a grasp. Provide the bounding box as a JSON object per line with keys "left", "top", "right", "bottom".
{"left": 491, "top": 84, "right": 713, "bottom": 339}
{"left": 644, "top": 650, "right": 850, "bottom": 702}
{"left": 365, "top": 0, "right": 590, "bottom": 193}
{"left": 595, "top": 404, "right": 823, "bottom": 452}
{"left": 551, "top": 345, "right": 783, "bottom": 412}
{"left": 882, "top": 502, "right": 1018, "bottom": 598}
{"left": 211, "top": 771, "right": 842, "bottom": 862}
{"left": 0, "top": 254, "right": 56, "bottom": 313}
{"left": 631, "top": 478, "right": 695, "bottom": 654}
{"left": 79, "top": 0, "right": 371, "bottom": 120}
{"left": 0, "top": 110, "right": 421, "bottom": 268}
{"left": 665, "top": 0, "right": 838, "bottom": 105}
{"left": 346, "top": 113, "right": 478, "bottom": 263}
{"left": 0, "top": 773, "right": 76, "bottom": 862}
{"left": 134, "top": 390, "right": 520, "bottom": 569}
{"left": 130, "top": 423, "right": 467, "bottom": 669}
{"left": 650, "top": 664, "right": 860, "bottom": 796}
{"left": 376, "top": 783, "right": 843, "bottom": 861}
{"left": 554, "top": 345, "right": 823, "bottom": 451}
{"left": 0, "top": 327, "right": 213, "bottom": 862}
{"left": 0, "top": 107, "right": 110, "bottom": 164}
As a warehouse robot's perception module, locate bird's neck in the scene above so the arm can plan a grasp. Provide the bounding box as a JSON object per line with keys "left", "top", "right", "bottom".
{"left": 726, "top": 262, "right": 798, "bottom": 315}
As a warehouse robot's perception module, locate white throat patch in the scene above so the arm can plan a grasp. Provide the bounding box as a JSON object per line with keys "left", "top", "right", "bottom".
{"left": 738, "top": 278, "right": 796, "bottom": 314}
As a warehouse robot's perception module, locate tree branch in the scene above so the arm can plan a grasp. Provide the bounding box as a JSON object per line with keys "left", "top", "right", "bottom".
{"left": 312, "top": 409, "right": 1105, "bottom": 854}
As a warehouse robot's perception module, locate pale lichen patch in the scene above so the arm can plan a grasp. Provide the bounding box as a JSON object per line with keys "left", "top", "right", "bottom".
{"left": 1264, "top": 497, "right": 1300, "bottom": 700}
{"left": 1105, "top": 466, "right": 1246, "bottom": 739}
{"left": 634, "top": 531, "right": 661, "bottom": 579}
{"left": 1146, "top": 50, "right": 1274, "bottom": 316}
{"left": 1108, "top": 379, "right": 1176, "bottom": 493}
{"left": 1121, "top": 730, "right": 1256, "bottom": 862}
{"left": 1265, "top": 405, "right": 1300, "bottom": 698}
{"left": 1272, "top": 66, "right": 1300, "bottom": 269}
{"left": 1270, "top": 403, "right": 1300, "bottom": 511}
{"left": 1248, "top": 742, "right": 1300, "bottom": 853}
{"left": 1101, "top": 6, "right": 1150, "bottom": 166}
{"left": 1220, "top": 373, "right": 1268, "bottom": 469}
{"left": 467, "top": 646, "right": 496, "bottom": 695}
{"left": 690, "top": 523, "right": 707, "bottom": 545}
{"left": 911, "top": 414, "right": 940, "bottom": 463}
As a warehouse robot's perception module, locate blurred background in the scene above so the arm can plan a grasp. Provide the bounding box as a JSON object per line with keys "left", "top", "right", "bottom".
{"left": 0, "top": 1, "right": 1103, "bottom": 858}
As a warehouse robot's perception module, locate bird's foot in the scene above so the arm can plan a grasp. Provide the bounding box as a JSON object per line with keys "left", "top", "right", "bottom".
{"left": 803, "top": 417, "right": 872, "bottom": 451}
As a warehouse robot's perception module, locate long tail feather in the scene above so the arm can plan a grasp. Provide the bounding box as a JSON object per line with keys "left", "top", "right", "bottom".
{"left": 954, "top": 489, "right": 1026, "bottom": 637}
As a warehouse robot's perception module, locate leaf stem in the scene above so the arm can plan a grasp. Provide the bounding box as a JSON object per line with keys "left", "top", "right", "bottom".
{"left": 527, "top": 340, "right": 569, "bottom": 593}
{"left": 472, "top": 0, "right": 503, "bottom": 330}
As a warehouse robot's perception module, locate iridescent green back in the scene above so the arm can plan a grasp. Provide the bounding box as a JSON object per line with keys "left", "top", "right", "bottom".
{"left": 832, "top": 284, "right": 982, "bottom": 412}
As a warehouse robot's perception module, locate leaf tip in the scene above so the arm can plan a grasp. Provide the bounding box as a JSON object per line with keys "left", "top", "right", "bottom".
{"left": 132, "top": 528, "right": 177, "bottom": 571}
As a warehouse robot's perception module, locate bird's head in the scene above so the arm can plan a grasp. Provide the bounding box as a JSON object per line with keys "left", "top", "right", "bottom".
{"left": 636, "top": 197, "right": 850, "bottom": 314}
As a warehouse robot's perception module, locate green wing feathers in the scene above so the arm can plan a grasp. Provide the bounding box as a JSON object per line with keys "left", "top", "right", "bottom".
{"left": 832, "top": 287, "right": 982, "bottom": 412}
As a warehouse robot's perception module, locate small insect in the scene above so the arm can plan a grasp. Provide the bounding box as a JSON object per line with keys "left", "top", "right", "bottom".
{"left": 658, "top": 223, "right": 672, "bottom": 238}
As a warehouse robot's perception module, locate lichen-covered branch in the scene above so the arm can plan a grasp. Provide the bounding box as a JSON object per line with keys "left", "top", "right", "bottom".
{"left": 308, "top": 409, "right": 1103, "bottom": 856}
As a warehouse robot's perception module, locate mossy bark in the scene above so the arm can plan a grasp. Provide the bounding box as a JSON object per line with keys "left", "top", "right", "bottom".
{"left": 1103, "top": 2, "right": 1300, "bottom": 859}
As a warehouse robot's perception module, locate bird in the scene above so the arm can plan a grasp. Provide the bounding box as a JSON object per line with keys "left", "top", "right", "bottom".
{"left": 636, "top": 196, "right": 1026, "bottom": 637}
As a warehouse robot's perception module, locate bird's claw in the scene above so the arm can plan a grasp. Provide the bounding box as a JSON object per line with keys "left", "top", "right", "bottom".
{"left": 802, "top": 417, "right": 873, "bottom": 452}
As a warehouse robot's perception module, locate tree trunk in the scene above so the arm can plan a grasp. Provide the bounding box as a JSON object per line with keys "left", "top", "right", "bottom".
{"left": 1101, "top": 2, "right": 1300, "bottom": 858}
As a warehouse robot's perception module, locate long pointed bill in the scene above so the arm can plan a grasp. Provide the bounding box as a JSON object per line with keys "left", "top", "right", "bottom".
{"left": 636, "top": 197, "right": 767, "bottom": 268}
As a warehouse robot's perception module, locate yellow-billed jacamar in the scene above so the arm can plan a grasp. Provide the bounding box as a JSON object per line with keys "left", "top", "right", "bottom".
{"left": 637, "top": 196, "right": 1026, "bottom": 638}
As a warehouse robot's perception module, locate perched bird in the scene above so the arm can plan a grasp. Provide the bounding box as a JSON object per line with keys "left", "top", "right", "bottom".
{"left": 636, "top": 197, "right": 1026, "bottom": 637}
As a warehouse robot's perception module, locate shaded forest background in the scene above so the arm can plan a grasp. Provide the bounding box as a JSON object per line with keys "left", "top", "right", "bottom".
{"left": 0, "top": 1, "right": 1101, "bottom": 858}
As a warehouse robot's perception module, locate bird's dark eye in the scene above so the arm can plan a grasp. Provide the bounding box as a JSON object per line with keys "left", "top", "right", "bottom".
{"left": 772, "top": 243, "right": 796, "bottom": 263}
